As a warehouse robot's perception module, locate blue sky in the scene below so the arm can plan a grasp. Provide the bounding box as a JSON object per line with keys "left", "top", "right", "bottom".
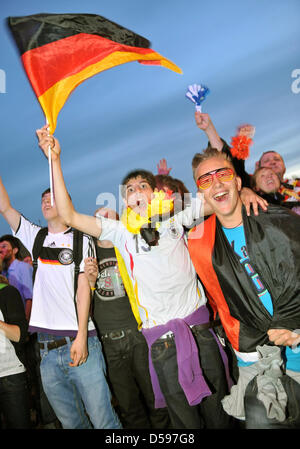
{"left": 0, "top": 0, "right": 299, "bottom": 235}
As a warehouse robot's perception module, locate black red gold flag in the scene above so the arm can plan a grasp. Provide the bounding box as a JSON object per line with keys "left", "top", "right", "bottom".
{"left": 8, "top": 13, "right": 182, "bottom": 133}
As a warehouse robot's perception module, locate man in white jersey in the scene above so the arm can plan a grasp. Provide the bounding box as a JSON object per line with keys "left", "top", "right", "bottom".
{"left": 188, "top": 147, "right": 300, "bottom": 429}
{"left": 0, "top": 180, "right": 121, "bottom": 429}
{"left": 36, "top": 125, "right": 234, "bottom": 429}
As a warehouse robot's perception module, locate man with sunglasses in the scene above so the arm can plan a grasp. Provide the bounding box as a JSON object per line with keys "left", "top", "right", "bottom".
{"left": 36, "top": 125, "right": 238, "bottom": 429}
{"left": 188, "top": 147, "right": 300, "bottom": 429}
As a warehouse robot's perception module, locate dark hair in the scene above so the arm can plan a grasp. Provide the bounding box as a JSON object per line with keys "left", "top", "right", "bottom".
{"left": 120, "top": 169, "right": 156, "bottom": 198}
{"left": 0, "top": 234, "right": 22, "bottom": 260}
{"left": 41, "top": 187, "right": 72, "bottom": 201}
{"left": 41, "top": 187, "right": 51, "bottom": 199}
{"left": 155, "top": 175, "right": 179, "bottom": 194}
{"left": 172, "top": 178, "right": 190, "bottom": 196}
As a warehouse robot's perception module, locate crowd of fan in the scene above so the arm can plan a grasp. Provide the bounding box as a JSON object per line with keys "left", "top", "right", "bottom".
{"left": 0, "top": 112, "right": 299, "bottom": 430}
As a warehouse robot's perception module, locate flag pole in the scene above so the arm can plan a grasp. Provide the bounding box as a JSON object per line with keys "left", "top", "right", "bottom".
{"left": 46, "top": 119, "right": 54, "bottom": 207}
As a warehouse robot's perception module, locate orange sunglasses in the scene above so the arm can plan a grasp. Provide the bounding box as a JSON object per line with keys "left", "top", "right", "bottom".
{"left": 196, "top": 167, "right": 234, "bottom": 190}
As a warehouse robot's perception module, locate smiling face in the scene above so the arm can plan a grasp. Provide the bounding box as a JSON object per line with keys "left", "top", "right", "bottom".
{"left": 259, "top": 151, "right": 285, "bottom": 180}
{"left": 124, "top": 176, "right": 154, "bottom": 216}
{"left": 195, "top": 157, "right": 243, "bottom": 227}
{"left": 254, "top": 167, "right": 281, "bottom": 194}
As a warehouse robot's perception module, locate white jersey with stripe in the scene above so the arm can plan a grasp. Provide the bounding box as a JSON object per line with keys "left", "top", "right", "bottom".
{"left": 98, "top": 198, "right": 207, "bottom": 329}
{"left": 13, "top": 216, "right": 96, "bottom": 333}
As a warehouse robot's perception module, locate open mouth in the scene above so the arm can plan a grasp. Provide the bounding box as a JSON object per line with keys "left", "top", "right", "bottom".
{"left": 135, "top": 198, "right": 147, "bottom": 208}
{"left": 213, "top": 191, "right": 229, "bottom": 202}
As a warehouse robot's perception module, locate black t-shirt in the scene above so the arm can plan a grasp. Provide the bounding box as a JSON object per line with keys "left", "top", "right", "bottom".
{"left": 0, "top": 284, "right": 28, "bottom": 367}
{"left": 92, "top": 246, "right": 137, "bottom": 334}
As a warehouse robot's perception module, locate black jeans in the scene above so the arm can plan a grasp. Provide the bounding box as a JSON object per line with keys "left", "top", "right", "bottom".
{"left": 101, "top": 327, "right": 170, "bottom": 429}
{"left": 151, "top": 327, "right": 234, "bottom": 429}
{"left": 244, "top": 374, "right": 300, "bottom": 429}
{"left": 0, "top": 372, "right": 31, "bottom": 429}
{"left": 24, "top": 333, "right": 58, "bottom": 426}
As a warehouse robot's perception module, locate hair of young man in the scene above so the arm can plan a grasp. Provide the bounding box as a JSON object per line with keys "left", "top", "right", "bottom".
{"left": 0, "top": 234, "right": 22, "bottom": 260}
{"left": 41, "top": 187, "right": 72, "bottom": 201}
{"left": 155, "top": 175, "right": 179, "bottom": 194}
{"left": 120, "top": 169, "right": 156, "bottom": 198}
{"left": 172, "top": 178, "right": 190, "bottom": 196}
{"left": 191, "top": 147, "right": 234, "bottom": 182}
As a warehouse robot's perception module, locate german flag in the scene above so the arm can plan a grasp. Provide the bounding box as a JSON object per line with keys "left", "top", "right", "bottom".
{"left": 8, "top": 13, "right": 182, "bottom": 133}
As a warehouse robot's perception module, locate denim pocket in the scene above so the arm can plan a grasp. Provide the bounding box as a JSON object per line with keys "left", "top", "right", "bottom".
{"left": 151, "top": 340, "right": 174, "bottom": 362}
{"left": 192, "top": 327, "right": 216, "bottom": 342}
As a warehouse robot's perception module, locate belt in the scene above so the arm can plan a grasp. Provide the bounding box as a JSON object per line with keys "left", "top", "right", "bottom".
{"left": 159, "top": 319, "right": 221, "bottom": 340}
{"left": 38, "top": 336, "right": 76, "bottom": 351}
{"left": 192, "top": 319, "right": 221, "bottom": 333}
{"left": 101, "top": 329, "right": 132, "bottom": 340}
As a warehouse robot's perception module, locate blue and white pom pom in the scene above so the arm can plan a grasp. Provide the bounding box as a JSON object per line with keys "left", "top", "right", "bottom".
{"left": 185, "top": 84, "right": 210, "bottom": 112}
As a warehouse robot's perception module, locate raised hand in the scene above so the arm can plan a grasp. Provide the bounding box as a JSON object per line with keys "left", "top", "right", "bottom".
{"left": 36, "top": 124, "right": 61, "bottom": 161}
{"left": 194, "top": 112, "right": 213, "bottom": 131}
{"left": 157, "top": 158, "right": 172, "bottom": 175}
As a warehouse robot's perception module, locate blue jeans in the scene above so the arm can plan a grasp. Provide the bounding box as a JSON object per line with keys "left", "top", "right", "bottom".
{"left": 39, "top": 335, "right": 122, "bottom": 429}
{"left": 0, "top": 372, "right": 30, "bottom": 429}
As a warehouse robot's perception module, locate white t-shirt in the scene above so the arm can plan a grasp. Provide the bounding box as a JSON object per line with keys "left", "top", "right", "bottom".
{"left": 0, "top": 309, "right": 25, "bottom": 377}
{"left": 98, "top": 198, "right": 207, "bottom": 328}
{"left": 14, "top": 216, "right": 96, "bottom": 334}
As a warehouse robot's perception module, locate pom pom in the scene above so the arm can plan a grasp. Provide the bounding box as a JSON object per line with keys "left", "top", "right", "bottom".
{"left": 230, "top": 135, "right": 253, "bottom": 160}
{"left": 120, "top": 190, "right": 174, "bottom": 234}
{"left": 186, "top": 84, "right": 210, "bottom": 111}
{"left": 147, "top": 189, "right": 174, "bottom": 217}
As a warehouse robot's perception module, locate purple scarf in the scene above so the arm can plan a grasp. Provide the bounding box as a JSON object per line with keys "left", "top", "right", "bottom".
{"left": 142, "top": 306, "right": 217, "bottom": 408}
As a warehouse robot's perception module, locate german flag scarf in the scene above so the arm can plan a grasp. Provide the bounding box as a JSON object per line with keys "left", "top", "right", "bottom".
{"left": 7, "top": 13, "right": 182, "bottom": 133}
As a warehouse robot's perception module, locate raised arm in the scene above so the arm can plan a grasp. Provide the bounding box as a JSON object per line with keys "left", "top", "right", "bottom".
{"left": 194, "top": 112, "right": 223, "bottom": 151}
{"left": 36, "top": 126, "right": 102, "bottom": 238}
{"left": 0, "top": 176, "right": 21, "bottom": 232}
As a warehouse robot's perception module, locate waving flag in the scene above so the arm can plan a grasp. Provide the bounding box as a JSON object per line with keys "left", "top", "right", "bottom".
{"left": 8, "top": 13, "right": 182, "bottom": 133}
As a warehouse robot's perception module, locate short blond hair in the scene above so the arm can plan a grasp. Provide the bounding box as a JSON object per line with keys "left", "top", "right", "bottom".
{"left": 191, "top": 147, "right": 233, "bottom": 182}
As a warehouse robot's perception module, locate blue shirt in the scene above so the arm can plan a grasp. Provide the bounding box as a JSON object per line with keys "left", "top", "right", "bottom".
{"left": 223, "top": 224, "right": 300, "bottom": 372}
{"left": 2, "top": 259, "right": 33, "bottom": 308}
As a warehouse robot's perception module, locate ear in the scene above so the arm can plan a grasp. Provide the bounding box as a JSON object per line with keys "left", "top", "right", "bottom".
{"left": 236, "top": 176, "right": 242, "bottom": 192}
{"left": 255, "top": 161, "right": 259, "bottom": 170}
{"left": 12, "top": 247, "right": 18, "bottom": 257}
